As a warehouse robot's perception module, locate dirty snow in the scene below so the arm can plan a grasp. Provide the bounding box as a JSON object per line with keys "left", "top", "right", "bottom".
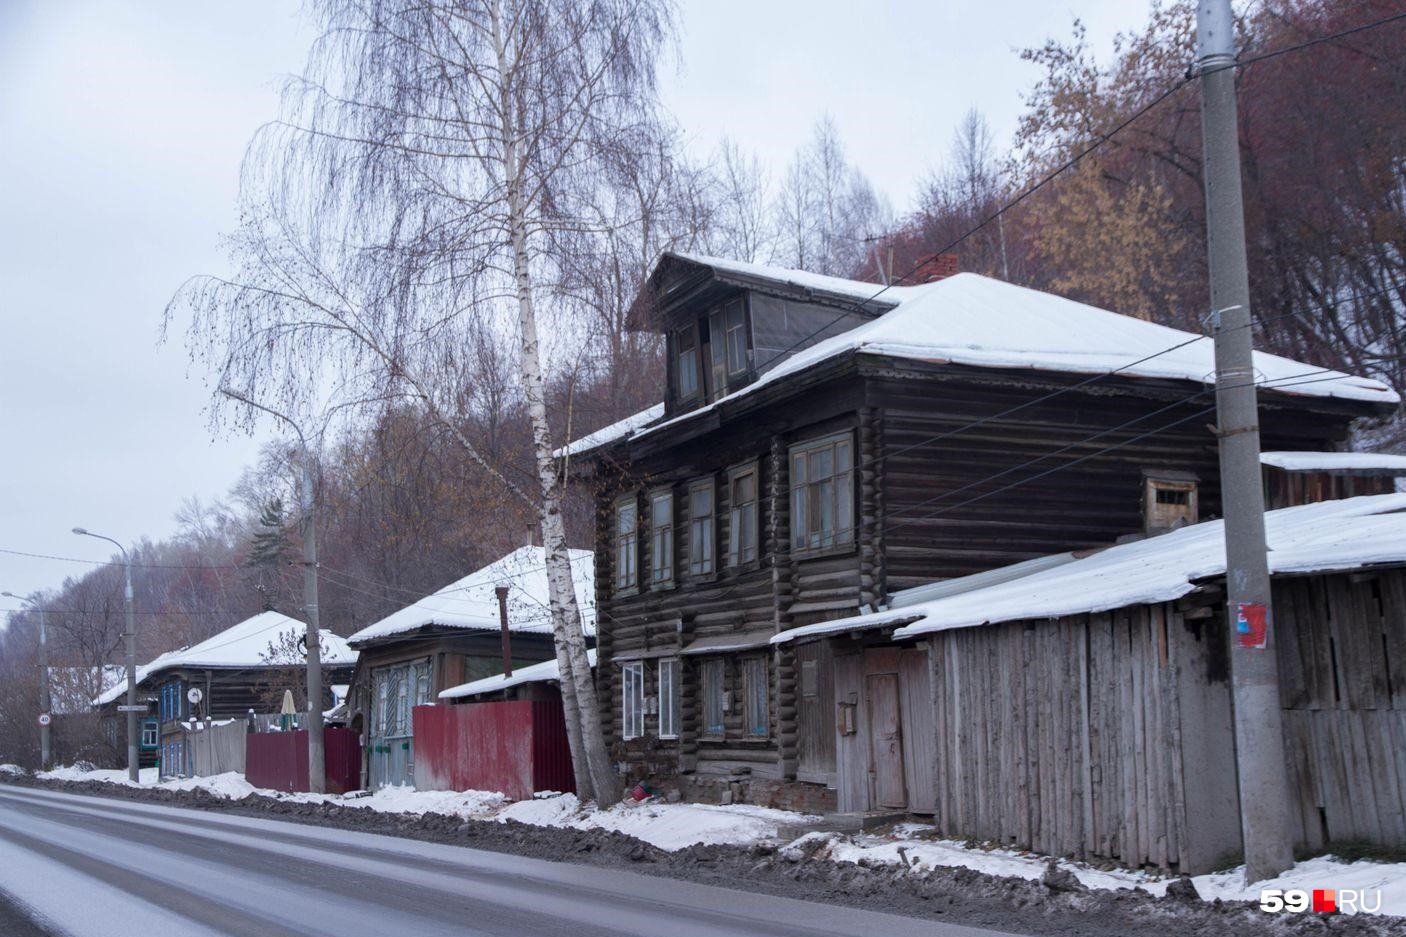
{"left": 30, "top": 763, "right": 1406, "bottom": 916}
{"left": 0, "top": 764, "right": 22, "bottom": 776}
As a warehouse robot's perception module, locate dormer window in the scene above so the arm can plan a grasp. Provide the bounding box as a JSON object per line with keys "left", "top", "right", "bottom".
{"left": 668, "top": 295, "right": 752, "bottom": 409}
{"left": 708, "top": 298, "right": 749, "bottom": 396}
{"left": 675, "top": 324, "right": 701, "bottom": 402}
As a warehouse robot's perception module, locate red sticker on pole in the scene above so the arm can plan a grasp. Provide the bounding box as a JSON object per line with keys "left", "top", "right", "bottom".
{"left": 1236, "top": 602, "right": 1268, "bottom": 649}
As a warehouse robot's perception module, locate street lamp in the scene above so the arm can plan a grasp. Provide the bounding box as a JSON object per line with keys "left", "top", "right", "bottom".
{"left": 3, "top": 591, "right": 51, "bottom": 770}
{"left": 71, "top": 527, "right": 139, "bottom": 783}
{"left": 219, "top": 387, "right": 326, "bottom": 794}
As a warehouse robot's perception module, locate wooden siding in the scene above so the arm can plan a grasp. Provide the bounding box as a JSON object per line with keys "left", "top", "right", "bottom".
{"left": 924, "top": 605, "right": 1235, "bottom": 872}
{"left": 1277, "top": 570, "right": 1406, "bottom": 852}
{"left": 870, "top": 372, "right": 1350, "bottom": 592}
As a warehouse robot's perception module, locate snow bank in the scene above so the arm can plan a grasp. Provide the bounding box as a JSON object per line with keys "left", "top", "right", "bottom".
{"left": 801, "top": 827, "right": 1406, "bottom": 916}
{"left": 39, "top": 765, "right": 161, "bottom": 786}
{"left": 0, "top": 764, "right": 23, "bottom": 776}
{"left": 498, "top": 794, "right": 813, "bottom": 851}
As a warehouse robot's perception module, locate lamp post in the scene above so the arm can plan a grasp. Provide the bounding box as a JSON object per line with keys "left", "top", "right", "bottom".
{"left": 3, "top": 592, "right": 50, "bottom": 770}
{"left": 71, "top": 528, "right": 138, "bottom": 783}
{"left": 220, "top": 387, "right": 325, "bottom": 794}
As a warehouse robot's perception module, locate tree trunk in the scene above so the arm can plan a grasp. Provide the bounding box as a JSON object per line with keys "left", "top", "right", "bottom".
{"left": 492, "top": 3, "right": 620, "bottom": 806}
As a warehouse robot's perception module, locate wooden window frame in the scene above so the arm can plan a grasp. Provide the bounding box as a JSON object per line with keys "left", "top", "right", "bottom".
{"left": 614, "top": 494, "right": 639, "bottom": 596}
{"left": 700, "top": 658, "right": 726, "bottom": 738}
{"left": 726, "top": 461, "right": 760, "bottom": 568}
{"left": 687, "top": 477, "right": 716, "bottom": 578}
{"left": 674, "top": 323, "right": 702, "bottom": 404}
{"left": 789, "top": 432, "right": 856, "bottom": 557}
{"left": 649, "top": 488, "right": 675, "bottom": 588}
{"left": 1143, "top": 471, "right": 1199, "bottom": 532}
{"left": 622, "top": 661, "right": 645, "bottom": 740}
{"left": 742, "top": 656, "right": 769, "bottom": 738}
{"left": 658, "top": 658, "right": 681, "bottom": 739}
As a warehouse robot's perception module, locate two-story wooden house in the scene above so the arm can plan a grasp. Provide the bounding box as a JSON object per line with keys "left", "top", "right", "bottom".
{"left": 563, "top": 252, "right": 1397, "bottom": 815}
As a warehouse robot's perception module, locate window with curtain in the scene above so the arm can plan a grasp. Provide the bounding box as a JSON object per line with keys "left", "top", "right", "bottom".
{"left": 622, "top": 662, "right": 645, "bottom": 740}
{"left": 742, "top": 657, "right": 769, "bottom": 737}
{"left": 701, "top": 659, "right": 725, "bottom": 736}
{"left": 658, "top": 658, "right": 680, "bottom": 739}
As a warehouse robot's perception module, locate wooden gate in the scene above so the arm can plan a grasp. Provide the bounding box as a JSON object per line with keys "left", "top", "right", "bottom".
{"left": 866, "top": 672, "right": 906, "bottom": 808}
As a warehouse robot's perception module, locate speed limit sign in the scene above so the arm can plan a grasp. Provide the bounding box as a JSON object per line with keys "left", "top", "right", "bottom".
{"left": 37, "top": 713, "right": 51, "bottom": 727}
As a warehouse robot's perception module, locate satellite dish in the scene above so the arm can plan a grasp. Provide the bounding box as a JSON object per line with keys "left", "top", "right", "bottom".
{"left": 187, "top": 687, "right": 204, "bottom": 705}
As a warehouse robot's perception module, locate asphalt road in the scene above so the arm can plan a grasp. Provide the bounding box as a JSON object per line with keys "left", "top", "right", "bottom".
{"left": 0, "top": 785, "right": 1018, "bottom": 937}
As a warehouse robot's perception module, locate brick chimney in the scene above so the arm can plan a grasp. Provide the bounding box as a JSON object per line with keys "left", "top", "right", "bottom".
{"left": 910, "top": 253, "right": 959, "bottom": 283}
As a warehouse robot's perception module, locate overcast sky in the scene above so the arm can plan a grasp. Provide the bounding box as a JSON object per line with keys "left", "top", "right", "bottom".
{"left": 0, "top": 0, "right": 1152, "bottom": 609}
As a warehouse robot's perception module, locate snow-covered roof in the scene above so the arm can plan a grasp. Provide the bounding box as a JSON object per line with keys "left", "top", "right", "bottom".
{"left": 1261, "top": 451, "right": 1406, "bottom": 474}
{"left": 556, "top": 403, "right": 664, "bottom": 459}
{"left": 346, "top": 546, "right": 595, "bottom": 647}
{"left": 772, "top": 493, "right": 1406, "bottom": 645}
{"left": 96, "top": 612, "right": 357, "bottom": 706}
{"left": 561, "top": 263, "right": 1397, "bottom": 459}
{"left": 438, "top": 648, "right": 597, "bottom": 700}
{"left": 669, "top": 252, "right": 927, "bottom": 308}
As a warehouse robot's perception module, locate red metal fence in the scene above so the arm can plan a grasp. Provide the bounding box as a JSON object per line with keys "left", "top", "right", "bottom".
{"left": 245, "top": 728, "right": 362, "bottom": 794}
{"left": 413, "top": 700, "right": 573, "bottom": 799}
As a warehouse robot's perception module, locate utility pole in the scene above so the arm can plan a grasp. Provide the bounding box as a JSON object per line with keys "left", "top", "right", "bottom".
{"left": 221, "top": 387, "right": 325, "bottom": 794}
{"left": 3, "top": 593, "right": 51, "bottom": 769}
{"left": 72, "top": 528, "right": 139, "bottom": 783}
{"left": 1195, "top": 0, "right": 1293, "bottom": 883}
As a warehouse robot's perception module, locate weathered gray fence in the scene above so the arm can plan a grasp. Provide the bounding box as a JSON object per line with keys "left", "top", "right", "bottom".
{"left": 186, "top": 720, "right": 248, "bottom": 776}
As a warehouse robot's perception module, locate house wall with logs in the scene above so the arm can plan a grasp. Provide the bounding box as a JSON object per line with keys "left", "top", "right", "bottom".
{"left": 588, "top": 352, "right": 1363, "bottom": 811}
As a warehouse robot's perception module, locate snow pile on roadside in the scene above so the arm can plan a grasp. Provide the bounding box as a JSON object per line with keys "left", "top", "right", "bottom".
{"left": 39, "top": 765, "right": 160, "bottom": 786}
{"left": 299, "top": 784, "right": 508, "bottom": 818}
{"left": 798, "top": 826, "right": 1406, "bottom": 916}
{"left": 498, "top": 794, "right": 814, "bottom": 851}
{"left": 0, "top": 764, "right": 23, "bottom": 776}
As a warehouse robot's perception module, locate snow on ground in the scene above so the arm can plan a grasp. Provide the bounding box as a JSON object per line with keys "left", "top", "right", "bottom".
{"left": 0, "top": 764, "right": 23, "bottom": 775}
{"left": 27, "top": 764, "right": 1406, "bottom": 915}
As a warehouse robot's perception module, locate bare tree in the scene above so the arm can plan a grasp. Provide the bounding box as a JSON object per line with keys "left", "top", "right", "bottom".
{"left": 774, "top": 115, "right": 890, "bottom": 276}
{"left": 169, "top": 0, "right": 678, "bottom": 803}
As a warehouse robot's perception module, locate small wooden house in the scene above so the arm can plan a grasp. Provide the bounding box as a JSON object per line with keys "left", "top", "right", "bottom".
{"left": 562, "top": 252, "right": 1398, "bottom": 819}
{"left": 94, "top": 611, "right": 357, "bottom": 776}
{"left": 344, "top": 546, "right": 594, "bottom": 788}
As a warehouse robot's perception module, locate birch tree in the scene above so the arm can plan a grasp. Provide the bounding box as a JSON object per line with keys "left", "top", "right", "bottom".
{"left": 169, "top": 0, "right": 676, "bottom": 803}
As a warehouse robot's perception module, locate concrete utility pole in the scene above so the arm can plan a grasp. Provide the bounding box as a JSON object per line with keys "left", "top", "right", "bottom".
{"left": 1195, "top": 0, "right": 1294, "bottom": 883}
{"left": 72, "top": 529, "right": 139, "bottom": 783}
{"left": 221, "top": 388, "right": 326, "bottom": 794}
{"left": 3, "top": 593, "right": 51, "bottom": 769}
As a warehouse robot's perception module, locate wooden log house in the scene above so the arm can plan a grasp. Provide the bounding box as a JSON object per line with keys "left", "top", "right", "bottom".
{"left": 94, "top": 611, "right": 357, "bottom": 776}
{"left": 563, "top": 252, "right": 1399, "bottom": 820}
{"left": 343, "top": 545, "right": 593, "bottom": 788}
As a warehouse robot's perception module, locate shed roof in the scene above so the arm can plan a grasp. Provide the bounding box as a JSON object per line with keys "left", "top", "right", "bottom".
{"left": 346, "top": 546, "right": 595, "bottom": 648}
{"left": 771, "top": 493, "right": 1406, "bottom": 646}
{"left": 439, "top": 649, "right": 597, "bottom": 700}
{"left": 96, "top": 611, "right": 357, "bottom": 706}
{"left": 1261, "top": 451, "right": 1406, "bottom": 474}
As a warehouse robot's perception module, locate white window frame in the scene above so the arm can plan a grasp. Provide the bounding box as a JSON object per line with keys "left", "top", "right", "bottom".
{"left": 622, "top": 661, "right": 645, "bottom": 740}
{"left": 658, "top": 658, "right": 681, "bottom": 739}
